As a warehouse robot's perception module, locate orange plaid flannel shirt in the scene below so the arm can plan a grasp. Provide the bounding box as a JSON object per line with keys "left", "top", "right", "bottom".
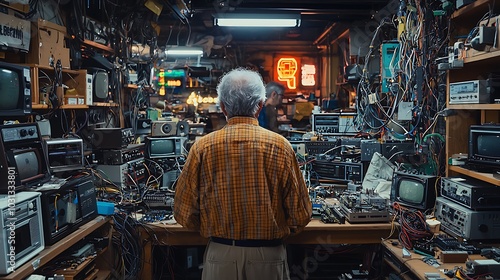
{"left": 174, "top": 117, "right": 312, "bottom": 240}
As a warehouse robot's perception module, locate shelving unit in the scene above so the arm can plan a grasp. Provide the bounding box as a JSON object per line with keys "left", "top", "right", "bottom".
{"left": 446, "top": 0, "right": 500, "bottom": 185}
{"left": 28, "top": 64, "right": 88, "bottom": 107}
{"left": 82, "top": 39, "right": 114, "bottom": 54}
{"left": 0, "top": 216, "right": 110, "bottom": 280}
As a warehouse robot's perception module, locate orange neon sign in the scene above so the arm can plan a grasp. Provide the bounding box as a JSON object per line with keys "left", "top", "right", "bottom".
{"left": 277, "top": 58, "right": 298, "bottom": 89}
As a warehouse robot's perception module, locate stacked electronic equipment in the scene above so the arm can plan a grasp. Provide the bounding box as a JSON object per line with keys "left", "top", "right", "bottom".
{"left": 93, "top": 127, "right": 146, "bottom": 191}
{"left": 435, "top": 177, "right": 500, "bottom": 240}
{"left": 0, "top": 123, "right": 99, "bottom": 276}
{"left": 140, "top": 119, "right": 189, "bottom": 218}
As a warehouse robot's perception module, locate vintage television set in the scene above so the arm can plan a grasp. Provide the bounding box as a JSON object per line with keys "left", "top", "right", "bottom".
{"left": 0, "top": 123, "right": 50, "bottom": 193}
{"left": 43, "top": 138, "right": 84, "bottom": 173}
{"left": 145, "top": 136, "right": 186, "bottom": 159}
{"left": 87, "top": 67, "right": 109, "bottom": 102}
{"left": 468, "top": 124, "right": 500, "bottom": 171}
{"left": 0, "top": 61, "right": 32, "bottom": 117}
{"left": 390, "top": 171, "right": 439, "bottom": 211}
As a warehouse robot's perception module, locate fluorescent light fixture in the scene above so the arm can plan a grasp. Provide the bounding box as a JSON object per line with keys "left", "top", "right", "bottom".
{"left": 165, "top": 46, "right": 203, "bottom": 56}
{"left": 214, "top": 13, "right": 301, "bottom": 27}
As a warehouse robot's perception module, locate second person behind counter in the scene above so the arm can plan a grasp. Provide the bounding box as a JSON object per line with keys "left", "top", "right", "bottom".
{"left": 258, "top": 81, "right": 286, "bottom": 134}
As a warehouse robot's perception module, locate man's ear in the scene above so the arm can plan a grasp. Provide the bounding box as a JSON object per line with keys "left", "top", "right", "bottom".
{"left": 254, "top": 101, "right": 264, "bottom": 118}
{"left": 220, "top": 103, "right": 228, "bottom": 117}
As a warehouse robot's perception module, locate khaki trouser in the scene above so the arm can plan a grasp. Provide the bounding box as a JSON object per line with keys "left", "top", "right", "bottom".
{"left": 202, "top": 240, "right": 290, "bottom": 280}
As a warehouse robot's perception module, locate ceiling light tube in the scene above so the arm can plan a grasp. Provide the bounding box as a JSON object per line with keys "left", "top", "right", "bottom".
{"left": 214, "top": 13, "right": 301, "bottom": 28}
{"left": 165, "top": 47, "right": 203, "bottom": 56}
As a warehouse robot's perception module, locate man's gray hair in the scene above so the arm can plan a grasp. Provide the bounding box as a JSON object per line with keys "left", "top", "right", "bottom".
{"left": 265, "top": 81, "right": 285, "bottom": 98}
{"left": 217, "top": 68, "right": 266, "bottom": 118}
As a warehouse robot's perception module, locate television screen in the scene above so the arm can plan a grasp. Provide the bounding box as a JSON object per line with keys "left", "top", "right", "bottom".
{"left": 0, "top": 62, "right": 31, "bottom": 117}
{"left": 150, "top": 139, "right": 175, "bottom": 156}
{"left": 0, "top": 68, "right": 21, "bottom": 110}
{"left": 391, "top": 171, "right": 438, "bottom": 211}
{"left": 13, "top": 149, "right": 41, "bottom": 182}
{"left": 146, "top": 136, "right": 185, "bottom": 158}
{"left": 398, "top": 179, "right": 424, "bottom": 204}
{"left": 94, "top": 71, "right": 109, "bottom": 100}
{"left": 477, "top": 135, "right": 500, "bottom": 158}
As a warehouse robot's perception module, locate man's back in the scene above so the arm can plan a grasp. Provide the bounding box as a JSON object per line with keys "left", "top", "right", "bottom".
{"left": 177, "top": 117, "right": 310, "bottom": 240}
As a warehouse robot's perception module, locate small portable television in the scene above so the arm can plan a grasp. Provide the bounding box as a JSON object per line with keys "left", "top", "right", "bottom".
{"left": 87, "top": 67, "right": 109, "bottom": 102}
{"left": 0, "top": 61, "right": 32, "bottom": 117}
{"left": 43, "top": 138, "right": 84, "bottom": 173}
{"left": 0, "top": 123, "right": 50, "bottom": 193}
{"left": 390, "top": 171, "right": 439, "bottom": 211}
{"left": 468, "top": 124, "right": 500, "bottom": 170}
{"left": 145, "top": 136, "right": 186, "bottom": 159}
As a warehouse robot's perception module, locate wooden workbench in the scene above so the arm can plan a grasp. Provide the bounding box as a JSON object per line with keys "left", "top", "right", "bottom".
{"left": 138, "top": 219, "right": 394, "bottom": 278}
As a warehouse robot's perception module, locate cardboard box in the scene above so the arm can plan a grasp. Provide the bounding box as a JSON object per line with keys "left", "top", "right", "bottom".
{"left": 27, "top": 18, "right": 70, "bottom": 68}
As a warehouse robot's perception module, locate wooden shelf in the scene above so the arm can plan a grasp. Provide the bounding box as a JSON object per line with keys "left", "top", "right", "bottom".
{"left": 32, "top": 104, "right": 91, "bottom": 110}
{"left": 464, "top": 50, "right": 500, "bottom": 64}
{"left": 25, "top": 64, "right": 81, "bottom": 73}
{"left": 451, "top": 0, "right": 493, "bottom": 20}
{"left": 0, "top": 216, "right": 109, "bottom": 280}
{"left": 61, "top": 105, "right": 89, "bottom": 109}
{"left": 82, "top": 39, "right": 114, "bottom": 53}
{"left": 91, "top": 102, "right": 119, "bottom": 107}
{"left": 448, "top": 103, "right": 500, "bottom": 110}
{"left": 449, "top": 165, "right": 500, "bottom": 185}
{"left": 32, "top": 104, "right": 49, "bottom": 109}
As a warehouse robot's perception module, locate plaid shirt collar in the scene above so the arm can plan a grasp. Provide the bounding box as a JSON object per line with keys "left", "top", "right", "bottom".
{"left": 227, "top": 116, "right": 259, "bottom": 126}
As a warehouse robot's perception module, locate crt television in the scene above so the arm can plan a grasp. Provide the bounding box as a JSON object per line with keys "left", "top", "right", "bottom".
{"left": 87, "top": 67, "right": 109, "bottom": 102}
{"left": 390, "top": 171, "right": 439, "bottom": 211}
{"left": 145, "top": 136, "right": 185, "bottom": 159}
{"left": 0, "top": 61, "right": 32, "bottom": 117}
{"left": 469, "top": 124, "right": 500, "bottom": 170}
{"left": 0, "top": 123, "right": 50, "bottom": 192}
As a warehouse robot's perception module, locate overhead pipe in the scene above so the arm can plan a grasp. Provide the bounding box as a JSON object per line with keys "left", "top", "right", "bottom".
{"left": 313, "top": 22, "right": 337, "bottom": 46}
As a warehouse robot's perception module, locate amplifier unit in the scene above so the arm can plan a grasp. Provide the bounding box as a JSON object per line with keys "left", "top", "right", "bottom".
{"left": 39, "top": 175, "right": 97, "bottom": 245}
{"left": 94, "top": 143, "right": 145, "bottom": 165}
{"left": 96, "top": 158, "right": 146, "bottom": 187}
{"left": 151, "top": 120, "right": 189, "bottom": 137}
{"left": 449, "top": 79, "right": 500, "bottom": 104}
{"left": 435, "top": 197, "right": 500, "bottom": 240}
{"left": 312, "top": 160, "right": 364, "bottom": 183}
{"left": 89, "top": 128, "right": 134, "bottom": 149}
{"left": 361, "top": 140, "right": 415, "bottom": 161}
{"left": 441, "top": 177, "right": 500, "bottom": 210}
{"left": 312, "top": 112, "right": 358, "bottom": 135}
{"left": 43, "top": 138, "right": 84, "bottom": 173}
{"left": 143, "top": 190, "right": 174, "bottom": 208}
{"left": 305, "top": 141, "right": 338, "bottom": 156}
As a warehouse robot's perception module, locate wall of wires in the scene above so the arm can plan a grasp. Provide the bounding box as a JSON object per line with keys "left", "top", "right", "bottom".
{"left": 355, "top": 0, "right": 450, "bottom": 176}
